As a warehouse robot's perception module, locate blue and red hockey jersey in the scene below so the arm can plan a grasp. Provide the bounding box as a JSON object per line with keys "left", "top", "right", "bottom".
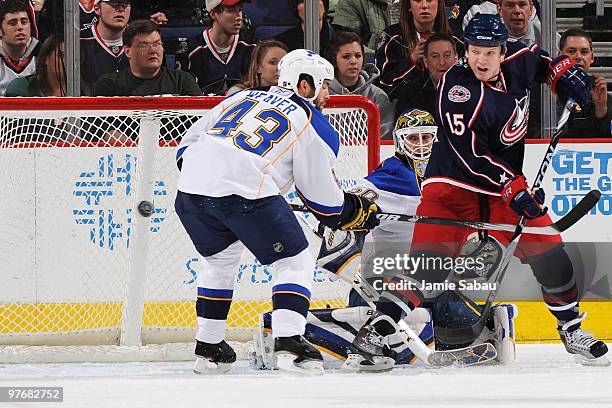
{"left": 424, "top": 40, "right": 552, "bottom": 195}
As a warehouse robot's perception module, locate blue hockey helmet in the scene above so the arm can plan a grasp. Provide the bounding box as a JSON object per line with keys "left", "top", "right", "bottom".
{"left": 463, "top": 13, "right": 508, "bottom": 48}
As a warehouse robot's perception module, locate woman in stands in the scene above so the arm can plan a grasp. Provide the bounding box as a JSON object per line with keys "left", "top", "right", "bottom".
{"left": 375, "top": 0, "right": 456, "bottom": 113}
{"left": 226, "top": 39, "right": 288, "bottom": 95}
{"left": 327, "top": 31, "right": 394, "bottom": 139}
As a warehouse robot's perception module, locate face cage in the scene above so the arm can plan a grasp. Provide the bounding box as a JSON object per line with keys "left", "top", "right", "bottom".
{"left": 393, "top": 126, "right": 438, "bottom": 161}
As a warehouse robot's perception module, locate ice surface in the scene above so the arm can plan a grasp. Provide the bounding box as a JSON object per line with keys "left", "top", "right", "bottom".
{"left": 1, "top": 344, "right": 611, "bottom": 408}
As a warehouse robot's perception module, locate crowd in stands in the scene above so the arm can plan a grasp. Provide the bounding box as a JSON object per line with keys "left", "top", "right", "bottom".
{"left": 0, "top": 0, "right": 609, "bottom": 138}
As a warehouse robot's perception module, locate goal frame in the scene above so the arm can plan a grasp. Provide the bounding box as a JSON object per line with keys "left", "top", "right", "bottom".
{"left": 0, "top": 95, "right": 380, "bottom": 362}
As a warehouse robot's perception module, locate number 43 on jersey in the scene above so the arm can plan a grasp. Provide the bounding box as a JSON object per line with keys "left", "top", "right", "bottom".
{"left": 209, "top": 98, "right": 292, "bottom": 157}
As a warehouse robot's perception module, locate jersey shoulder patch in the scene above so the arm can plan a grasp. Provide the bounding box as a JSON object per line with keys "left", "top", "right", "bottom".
{"left": 440, "top": 64, "right": 482, "bottom": 115}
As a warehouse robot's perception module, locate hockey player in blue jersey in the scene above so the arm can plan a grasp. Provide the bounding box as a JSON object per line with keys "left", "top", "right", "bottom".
{"left": 174, "top": 49, "right": 380, "bottom": 375}
{"left": 349, "top": 13, "right": 608, "bottom": 371}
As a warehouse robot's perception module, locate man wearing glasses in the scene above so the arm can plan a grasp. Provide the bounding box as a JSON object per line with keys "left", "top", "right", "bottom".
{"left": 94, "top": 19, "right": 201, "bottom": 96}
{"left": 80, "top": 0, "right": 131, "bottom": 94}
{"left": 185, "top": 0, "right": 254, "bottom": 95}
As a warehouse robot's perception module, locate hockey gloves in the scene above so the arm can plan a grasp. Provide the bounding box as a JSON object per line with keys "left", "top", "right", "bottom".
{"left": 502, "top": 175, "right": 547, "bottom": 219}
{"left": 339, "top": 193, "right": 380, "bottom": 232}
{"left": 547, "top": 55, "right": 592, "bottom": 109}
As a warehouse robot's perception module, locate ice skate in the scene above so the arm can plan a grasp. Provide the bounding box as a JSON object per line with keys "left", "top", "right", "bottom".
{"left": 274, "top": 335, "right": 324, "bottom": 375}
{"left": 343, "top": 312, "right": 398, "bottom": 372}
{"left": 558, "top": 313, "right": 609, "bottom": 366}
{"left": 193, "top": 340, "right": 236, "bottom": 374}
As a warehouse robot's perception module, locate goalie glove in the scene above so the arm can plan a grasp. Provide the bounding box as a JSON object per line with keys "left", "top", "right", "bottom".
{"left": 338, "top": 193, "right": 380, "bottom": 232}
{"left": 317, "top": 224, "right": 367, "bottom": 281}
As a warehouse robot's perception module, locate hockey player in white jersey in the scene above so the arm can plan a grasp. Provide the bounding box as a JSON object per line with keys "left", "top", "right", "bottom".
{"left": 174, "top": 49, "right": 380, "bottom": 375}
{"left": 314, "top": 109, "right": 517, "bottom": 370}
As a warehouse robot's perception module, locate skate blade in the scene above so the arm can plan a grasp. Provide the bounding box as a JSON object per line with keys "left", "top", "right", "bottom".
{"left": 342, "top": 353, "right": 395, "bottom": 373}
{"left": 275, "top": 352, "right": 324, "bottom": 375}
{"left": 193, "top": 357, "right": 233, "bottom": 374}
{"left": 573, "top": 354, "right": 611, "bottom": 367}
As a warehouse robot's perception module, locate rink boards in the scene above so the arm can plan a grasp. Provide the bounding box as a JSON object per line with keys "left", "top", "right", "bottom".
{"left": 1, "top": 140, "right": 612, "bottom": 342}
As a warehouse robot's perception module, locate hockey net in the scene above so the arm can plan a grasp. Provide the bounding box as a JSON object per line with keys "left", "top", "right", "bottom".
{"left": 0, "top": 95, "right": 380, "bottom": 362}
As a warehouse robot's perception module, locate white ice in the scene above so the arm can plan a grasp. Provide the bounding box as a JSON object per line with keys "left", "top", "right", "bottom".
{"left": 1, "top": 344, "right": 611, "bottom": 408}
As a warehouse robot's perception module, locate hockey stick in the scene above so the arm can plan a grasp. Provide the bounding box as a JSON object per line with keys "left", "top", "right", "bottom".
{"left": 290, "top": 197, "right": 594, "bottom": 236}
{"left": 435, "top": 98, "right": 596, "bottom": 344}
{"left": 295, "top": 212, "right": 497, "bottom": 367}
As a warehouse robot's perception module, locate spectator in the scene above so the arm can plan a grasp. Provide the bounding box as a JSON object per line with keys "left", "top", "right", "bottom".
{"left": 375, "top": 0, "right": 452, "bottom": 97}
{"left": 327, "top": 31, "right": 394, "bottom": 138}
{"left": 130, "top": 0, "right": 197, "bottom": 26}
{"left": 423, "top": 33, "right": 457, "bottom": 87}
{"left": 497, "top": 0, "right": 557, "bottom": 48}
{"left": 275, "top": 0, "right": 333, "bottom": 57}
{"left": 1, "top": 0, "right": 38, "bottom": 36}
{"left": 332, "top": 0, "right": 392, "bottom": 54}
{"left": 185, "top": 0, "right": 255, "bottom": 95}
{"left": 451, "top": 0, "right": 538, "bottom": 38}
{"left": 375, "top": 0, "right": 455, "bottom": 119}
{"left": 0, "top": 0, "right": 39, "bottom": 95}
{"left": 94, "top": 19, "right": 201, "bottom": 96}
{"left": 226, "top": 39, "right": 288, "bottom": 95}
{"left": 5, "top": 34, "right": 64, "bottom": 96}
{"left": 558, "top": 28, "right": 611, "bottom": 138}
{"left": 38, "top": 0, "right": 99, "bottom": 41}
{"left": 80, "top": 0, "right": 131, "bottom": 95}
{"left": 394, "top": 33, "right": 457, "bottom": 116}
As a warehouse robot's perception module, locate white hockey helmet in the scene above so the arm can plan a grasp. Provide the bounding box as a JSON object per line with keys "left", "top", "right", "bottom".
{"left": 277, "top": 49, "right": 334, "bottom": 102}
{"left": 393, "top": 108, "right": 438, "bottom": 161}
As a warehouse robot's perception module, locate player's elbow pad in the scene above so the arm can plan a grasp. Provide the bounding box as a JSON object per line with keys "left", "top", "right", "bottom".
{"left": 314, "top": 193, "right": 380, "bottom": 232}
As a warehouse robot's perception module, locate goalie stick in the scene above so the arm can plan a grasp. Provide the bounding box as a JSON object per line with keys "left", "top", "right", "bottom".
{"left": 290, "top": 191, "right": 598, "bottom": 236}
{"left": 295, "top": 212, "right": 497, "bottom": 367}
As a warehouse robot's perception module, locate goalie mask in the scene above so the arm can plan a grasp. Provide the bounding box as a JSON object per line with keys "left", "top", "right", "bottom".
{"left": 393, "top": 109, "right": 438, "bottom": 176}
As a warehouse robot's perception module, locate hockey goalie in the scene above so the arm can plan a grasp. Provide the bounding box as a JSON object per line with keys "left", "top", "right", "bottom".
{"left": 253, "top": 109, "right": 517, "bottom": 371}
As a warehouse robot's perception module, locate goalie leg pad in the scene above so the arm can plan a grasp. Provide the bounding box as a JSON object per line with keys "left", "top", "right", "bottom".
{"left": 492, "top": 304, "right": 518, "bottom": 364}
{"left": 251, "top": 307, "right": 434, "bottom": 369}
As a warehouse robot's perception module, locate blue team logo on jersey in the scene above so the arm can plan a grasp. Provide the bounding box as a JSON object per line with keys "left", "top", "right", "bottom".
{"left": 448, "top": 85, "right": 471, "bottom": 103}
{"left": 72, "top": 154, "right": 168, "bottom": 251}
{"left": 500, "top": 95, "right": 530, "bottom": 146}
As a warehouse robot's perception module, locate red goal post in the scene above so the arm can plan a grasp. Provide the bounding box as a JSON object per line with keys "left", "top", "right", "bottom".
{"left": 0, "top": 95, "right": 380, "bottom": 362}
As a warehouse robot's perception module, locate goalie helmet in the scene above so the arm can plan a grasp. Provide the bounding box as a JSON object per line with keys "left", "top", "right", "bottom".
{"left": 393, "top": 108, "right": 437, "bottom": 166}
{"left": 277, "top": 49, "right": 334, "bottom": 102}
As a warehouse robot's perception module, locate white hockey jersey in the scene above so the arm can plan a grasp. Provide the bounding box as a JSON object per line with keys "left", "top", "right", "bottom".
{"left": 350, "top": 156, "right": 423, "bottom": 244}
{"left": 177, "top": 86, "right": 345, "bottom": 215}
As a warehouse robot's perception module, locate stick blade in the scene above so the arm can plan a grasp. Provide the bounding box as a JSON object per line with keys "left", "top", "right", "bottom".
{"left": 554, "top": 189, "right": 600, "bottom": 232}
